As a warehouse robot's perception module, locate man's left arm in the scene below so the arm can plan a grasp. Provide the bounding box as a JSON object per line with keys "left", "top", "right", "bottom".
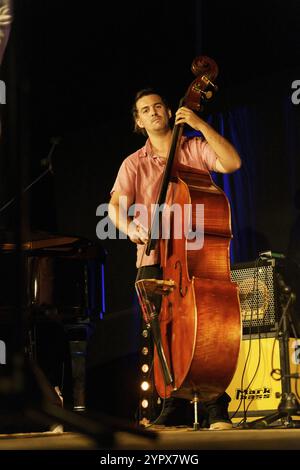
{"left": 175, "top": 106, "right": 242, "bottom": 174}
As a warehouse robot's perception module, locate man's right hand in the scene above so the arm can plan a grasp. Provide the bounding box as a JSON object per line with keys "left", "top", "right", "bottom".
{"left": 128, "top": 223, "right": 148, "bottom": 245}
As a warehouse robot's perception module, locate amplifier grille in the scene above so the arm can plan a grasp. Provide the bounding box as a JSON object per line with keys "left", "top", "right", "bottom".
{"left": 231, "top": 260, "right": 279, "bottom": 334}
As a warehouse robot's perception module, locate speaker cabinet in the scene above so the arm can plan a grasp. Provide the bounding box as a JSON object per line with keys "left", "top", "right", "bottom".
{"left": 231, "top": 259, "right": 280, "bottom": 335}
{"left": 226, "top": 336, "right": 300, "bottom": 420}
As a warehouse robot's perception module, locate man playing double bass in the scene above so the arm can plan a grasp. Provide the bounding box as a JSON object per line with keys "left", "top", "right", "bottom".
{"left": 108, "top": 88, "right": 241, "bottom": 429}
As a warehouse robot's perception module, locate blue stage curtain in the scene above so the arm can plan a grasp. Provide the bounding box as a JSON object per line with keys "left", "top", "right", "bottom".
{"left": 186, "top": 87, "right": 300, "bottom": 265}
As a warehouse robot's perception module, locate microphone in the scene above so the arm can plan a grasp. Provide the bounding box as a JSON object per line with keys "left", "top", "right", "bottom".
{"left": 259, "top": 251, "right": 286, "bottom": 260}
{"left": 276, "top": 273, "right": 296, "bottom": 303}
{"left": 276, "top": 272, "right": 291, "bottom": 294}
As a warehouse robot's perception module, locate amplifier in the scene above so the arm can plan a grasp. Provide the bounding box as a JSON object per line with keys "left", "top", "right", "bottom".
{"left": 231, "top": 259, "right": 280, "bottom": 335}
{"left": 226, "top": 336, "right": 300, "bottom": 420}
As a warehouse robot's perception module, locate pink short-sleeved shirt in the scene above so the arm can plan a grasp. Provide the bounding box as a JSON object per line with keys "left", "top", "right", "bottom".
{"left": 111, "top": 136, "right": 218, "bottom": 267}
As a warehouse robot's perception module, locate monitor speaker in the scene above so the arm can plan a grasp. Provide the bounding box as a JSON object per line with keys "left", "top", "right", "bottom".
{"left": 231, "top": 258, "right": 280, "bottom": 335}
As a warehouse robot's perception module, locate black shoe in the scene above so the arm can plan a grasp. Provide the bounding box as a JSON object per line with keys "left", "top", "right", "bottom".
{"left": 154, "top": 398, "right": 190, "bottom": 426}
{"left": 204, "top": 392, "right": 232, "bottom": 428}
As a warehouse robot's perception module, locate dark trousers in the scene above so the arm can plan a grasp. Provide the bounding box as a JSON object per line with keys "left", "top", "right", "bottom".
{"left": 137, "top": 264, "right": 231, "bottom": 425}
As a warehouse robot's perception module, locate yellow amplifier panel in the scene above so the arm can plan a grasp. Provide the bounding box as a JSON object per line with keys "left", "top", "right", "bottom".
{"left": 226, "top": 337, "right": 300, "bottom": 420}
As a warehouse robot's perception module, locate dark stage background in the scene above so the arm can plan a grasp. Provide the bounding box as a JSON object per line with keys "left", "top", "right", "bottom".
{"left": 1, "top": 0, "right": 300, "bottom": 315}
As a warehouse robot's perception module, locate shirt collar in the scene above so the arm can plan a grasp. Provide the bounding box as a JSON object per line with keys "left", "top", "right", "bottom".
{"left": 140, "top": 137, "right": 187, "bottom": 160}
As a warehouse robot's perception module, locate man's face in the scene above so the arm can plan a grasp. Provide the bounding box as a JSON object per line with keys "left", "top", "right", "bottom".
{"left": 135, "top": 94, "right": 171, "bottom": 134}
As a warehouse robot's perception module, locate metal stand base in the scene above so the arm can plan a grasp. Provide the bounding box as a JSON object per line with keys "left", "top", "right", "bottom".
{"left": 246, "top": 392, "right": 300, "bottom": 429}
{"left": 191, "top": 393, "right": 200, "bottom": 430}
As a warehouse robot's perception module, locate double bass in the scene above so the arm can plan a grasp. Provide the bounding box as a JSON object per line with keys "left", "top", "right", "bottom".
{"left": 135, "top": 56, "right": 241, "bottom": 426}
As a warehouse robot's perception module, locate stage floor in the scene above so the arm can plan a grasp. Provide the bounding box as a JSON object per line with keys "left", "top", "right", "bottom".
{"left": 0, "top": 426, "right": 300, "bottom": 451}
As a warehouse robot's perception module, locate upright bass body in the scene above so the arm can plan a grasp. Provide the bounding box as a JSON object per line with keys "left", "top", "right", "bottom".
{"left": 155, "top": 163, "right": 241, "bottom": 401}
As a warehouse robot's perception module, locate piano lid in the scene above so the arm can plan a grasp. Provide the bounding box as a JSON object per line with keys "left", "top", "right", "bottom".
{"left": 0, "top": 230, "right": 107, "bottom": 260}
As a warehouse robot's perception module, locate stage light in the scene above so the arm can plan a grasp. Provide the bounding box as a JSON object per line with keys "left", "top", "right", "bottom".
{"left": 142, "top": 347, "right": 149, "bottom": 355}
{"left": 141, "top": 363, "right": 149, "bottom": 373}
{"left": 141, "top": 381, "right": 150, "bottom": 391}
{"left": 34, "top": 278, "right": 38, "bottom": 299}
{"left": 141, "top": 399, "right": 149, "bottom": 408}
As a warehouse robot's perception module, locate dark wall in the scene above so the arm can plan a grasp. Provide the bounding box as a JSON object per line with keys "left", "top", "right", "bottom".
{"left": 1, "top": 0, "right": 300, "bottom": 314}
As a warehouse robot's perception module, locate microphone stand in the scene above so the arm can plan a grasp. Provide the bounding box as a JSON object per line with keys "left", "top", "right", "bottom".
{"left": 0, "top": 137, "right": 59, "bottom": 214}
